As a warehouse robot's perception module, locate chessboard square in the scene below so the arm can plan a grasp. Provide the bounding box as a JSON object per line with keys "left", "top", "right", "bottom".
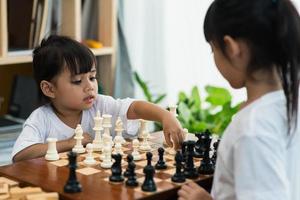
{"left": 164, "top": 178, "right": 187, "bottom": 185}
{"left": 58, "top": 152, "right": 68, "bottom": 159}
{"left": 164, "top": 154, "right": 174, "bottom": 160}
{"left": 164, "top": 168, "right": 176, "bottom": 175}
{"left": 76, "top": 167, "right": 101, "bottom": 175}
{"left": 134, "top": 183, "right": 163, "bottom": 194}
{"left": 80, "top": 152, "right": 101, "bottom": 159}
{"left": 103, "top": 177, "right": 125, "bottom": 185}
{"left": 135, "top": 160, "right": 148, "bottom": 167}
{"left": 0, "top": 177, "right": 18, "bottom": 187}
{"left": 78, "top": 161, "right": 100, "bottom": 167}
{"left": 49, "top": 159, "right": 69, "bottom": 167}
{"left": 137, "top": 177, "right": 162, "bottom": 184}
{"left": 135, "top": 168, "right": 144, "bottom": 175}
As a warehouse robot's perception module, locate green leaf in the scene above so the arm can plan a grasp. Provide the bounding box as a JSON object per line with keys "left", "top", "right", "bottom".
{"left": 191, "top": 86, "right": 201, "bottom": 108}
{"left": 133, "top": 72, "right": 152, "bottom": 102}
{"left": 178, "top": 91, "right": 188, "bottom": 102}
{"left": 205, "top": 85, "right": 232, "bottom": 106}
{"left": 178, "top": 102, "right": 191, "bottom": 124}
{"left": 153, "top": 94, "right": 167, "bottom": 104}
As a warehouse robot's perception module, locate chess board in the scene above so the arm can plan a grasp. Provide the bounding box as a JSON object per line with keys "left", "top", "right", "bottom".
{"left": 0, "top": 132, "right": 213, "bottom": 200}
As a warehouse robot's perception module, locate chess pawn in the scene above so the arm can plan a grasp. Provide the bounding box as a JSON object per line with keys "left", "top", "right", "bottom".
{"left": 100, "top": 134, "right": 111, "bottom": 161}
{"left": 101, "top": 145, "right": 113, "bottom": 169}
{"left": 72, "top": 124, "right": 85, "bottom": 154}
{"left": 92, "top": 110, "right": 103, "bottom": 151}
{"left": 155, "top": 147, "right": 167, "bottom": 170}
{"left": 115, "top": 117, "right": 126, "bottom": 144}
{"left": 138, "top": 119, "right": 147, "bottom": 139}
{"left": 132, "top": 139, "right": 142, "bottom": 161}
{"left": 139, "top": 130, "right": 151, "bottom": 151}
{"left": 171, "top": 151, "right": 186, "bottom": 183}
{"left": 109, "top": 154, "right": 124, "bottom": 182}
{"left": 45, "top": 138, "right": 59, "bottom": 161}
{"left": 83, "top": 143, "right": 96, "bottom": 165}
{"left": 113, "top": 136, "right": 124, "bottom": 156}
{"left": 168, "top": 104, "right": 178, "bottom": 117}
{"left": 125, "top": 154, "right": 138, "bottom": 187}
{"left": 141, "top": 152, "right": 156, "bottom": 192}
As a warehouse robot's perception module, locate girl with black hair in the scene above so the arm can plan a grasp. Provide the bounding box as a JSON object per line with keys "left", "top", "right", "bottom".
{"left": 12, "top": 35, "right": 185, "bottom": 162}
{"left": 178, "top": 0, "right": 300, "bottom": 199}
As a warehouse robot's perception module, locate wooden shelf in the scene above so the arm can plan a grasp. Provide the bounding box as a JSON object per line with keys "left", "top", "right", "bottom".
{"left": 0, "top": 47, "right": 114, "bottom": 65}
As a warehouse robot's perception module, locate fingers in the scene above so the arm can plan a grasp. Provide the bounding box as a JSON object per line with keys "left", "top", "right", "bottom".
{"left": 163, "top": 131, "right": 173, "bottom": 147}
{"left": 177, "top": 187, "right": 189, "bottom": 199}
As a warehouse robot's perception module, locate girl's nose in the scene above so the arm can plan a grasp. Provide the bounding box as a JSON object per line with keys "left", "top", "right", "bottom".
{"left": 84, "top": 80, "right": 94, "bottom": 92}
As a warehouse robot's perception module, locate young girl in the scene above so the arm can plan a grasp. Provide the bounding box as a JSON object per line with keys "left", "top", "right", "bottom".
{"left": 12, "top": 35, "right": 184, "bottom": 162}
{"left": 178, "top": 0, "right": 300, "bottom": 199}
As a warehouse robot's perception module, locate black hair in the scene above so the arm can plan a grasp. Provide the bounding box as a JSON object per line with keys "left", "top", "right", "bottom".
{"left": 204, "top": 0, "right": 300, "bottom": 131}
{"left": 33, "top": 35, "right": 96, "bottom": 103}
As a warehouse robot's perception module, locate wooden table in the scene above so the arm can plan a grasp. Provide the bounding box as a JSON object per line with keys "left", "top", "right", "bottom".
{"left": 0, "top": 132, "right": 213, "bottom": 200}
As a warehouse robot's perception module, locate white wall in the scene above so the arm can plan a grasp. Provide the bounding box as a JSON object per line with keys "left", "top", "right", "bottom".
{"left": 123, "top": 0, "right": 300, "bottom": 106}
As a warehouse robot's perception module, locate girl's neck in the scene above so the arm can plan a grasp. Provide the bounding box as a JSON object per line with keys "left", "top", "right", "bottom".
{"left": 242, "top": 68, "right": 282, "bottom": 109}
{"left": 51, "top": 104, "right": 82, "bottom": 129}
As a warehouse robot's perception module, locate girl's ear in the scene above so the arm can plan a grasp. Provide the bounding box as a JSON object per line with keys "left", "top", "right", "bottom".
{"left": 40, "top": 80, "right": 55, "bottom": 99}
{"left": 223, "top": 35, "right": 241, "bottom": 59}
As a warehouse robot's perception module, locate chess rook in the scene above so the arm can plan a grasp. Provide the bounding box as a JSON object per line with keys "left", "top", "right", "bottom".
{"left": 45, "top": 138, "right": 59, "bottom": 161}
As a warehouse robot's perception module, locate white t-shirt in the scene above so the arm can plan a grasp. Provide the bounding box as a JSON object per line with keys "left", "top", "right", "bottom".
{"left": 12, "top": 94, "right": 139, "bottom": 159}
{"left": 211, "top": 90, "right": 300, "bottom": 200}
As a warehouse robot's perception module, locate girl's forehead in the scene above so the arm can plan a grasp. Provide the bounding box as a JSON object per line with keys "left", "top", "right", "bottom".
{"left": 63, "top": 65, "right": 96, "bottom": 76}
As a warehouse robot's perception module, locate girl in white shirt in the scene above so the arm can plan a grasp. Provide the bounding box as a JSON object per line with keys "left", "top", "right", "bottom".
{"left": 12, "top": 35, "right": 185, "bottom": 162}
{"left": 178, "top": 0, "right": 300, "bottom": 200}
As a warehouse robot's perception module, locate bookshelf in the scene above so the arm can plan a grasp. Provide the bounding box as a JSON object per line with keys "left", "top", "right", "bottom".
{"left": 0, "top": 0, "right": 117, "bottom": 115}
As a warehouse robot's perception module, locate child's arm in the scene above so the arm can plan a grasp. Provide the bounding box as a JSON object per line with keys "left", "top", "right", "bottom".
{"left": 178, "top": 181, "right": 213, "bottom": 200}
{"left": 126, "top": 100, "right": 184, "bottom": 149}
{"left": 13, "top": 133, "right": 92, "bottom": 162}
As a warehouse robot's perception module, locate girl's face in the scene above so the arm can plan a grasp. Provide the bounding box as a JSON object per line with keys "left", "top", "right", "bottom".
{"left": 51, "top": 67, "right": 98, "bottom": 112}
{"left": 211, "top": 43, "right": 246, "bottom": 89}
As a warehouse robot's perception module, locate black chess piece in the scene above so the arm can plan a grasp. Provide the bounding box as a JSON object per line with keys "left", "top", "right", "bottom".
{"left": 155, "top": 147, "right": 167, "bottom": 170}
{"left": 124, "top": 154, "right": 134, "bottom": 177}
{"left": 64, "top": 151, "right": 82, "bottom": 193}
{"left": 184, "top": 140, "right": 199, "bottom": 179}
{"left": 109, "top": 153, "right": 124, "bottom": 182}
{"left": 171, "top": 151, "right": 186, "bottom": 183}
{"left": 194, "top": 130, "right": 211, "bottom": 158}
{"left": 211, "top": 139, "right": 220, "bottom": 166}
{"left": 198, "top": 134, "right": 214, "bottom": 175}
{"left": 125, "top": 154, "right": 138, "bottom": 187}
{"left": 181, "top": 141, "right": 188, "bottom": 164}
{"left": 141, "top": 152, "right": 156, "bottom": 192}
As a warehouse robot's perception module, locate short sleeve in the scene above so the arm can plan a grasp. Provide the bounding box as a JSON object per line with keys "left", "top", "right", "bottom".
{"left": 96, "top": 95, "right": 139, "bottom": 136}
{"left": 233, "top": 134, "right": 290, "bottom": 200}
{"left": 11, "top": 123, "right": 44, "bottom": 160}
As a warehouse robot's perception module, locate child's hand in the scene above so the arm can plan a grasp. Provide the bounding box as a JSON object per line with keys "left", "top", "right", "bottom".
{"left": 162, "top": 112, "right": 184, "bottom": 149}
{"left": 178, "top": 181, "right": 213, "bottom": 200}
{"left": 82, "top": 132, "right": 93, "bottom": 146}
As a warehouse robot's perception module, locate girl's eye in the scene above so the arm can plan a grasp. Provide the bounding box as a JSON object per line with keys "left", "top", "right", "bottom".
{"left": 90, "top": 76, "right": 96, "bottom": 81}
{"left": 72, "top": 80, "right": 82, "bottom": 85}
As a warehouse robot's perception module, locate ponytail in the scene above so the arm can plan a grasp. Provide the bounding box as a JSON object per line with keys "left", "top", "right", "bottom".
{"left": 275, "top": 0, "right": 300, "bottom": 131}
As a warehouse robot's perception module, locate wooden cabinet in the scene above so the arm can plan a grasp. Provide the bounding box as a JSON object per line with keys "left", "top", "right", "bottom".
{"left": 0, "top": 0, "right": 117, "bottom": 115}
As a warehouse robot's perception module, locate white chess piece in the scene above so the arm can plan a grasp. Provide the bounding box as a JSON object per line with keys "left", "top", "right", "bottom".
{"left": 72, "top": 124, "right": 85, "bottom": 153}
{"left": 83, "top": 143, "right": 96, "bottom": 165}
{"left": 100, "top": 145, "right": 113, "bottom": 168}
{"left": 100, "top": 134, "right": 111, "bottom": 161}
{"left": 139, "top": 130, "right": 151, "bottom": 151}
{"left": 138, "top": 119, "right": 147, "bottom": 139}
{"left": 169, "top": 104, "right": 178, "bottom": 117}
{"left": 113, "top": 135, "right": 123, "bottom": 155}
{"left": 93, "top": 110, "right": 103, "bottom": 151}
{"left": 45, "top": 138, "right": 59, "bottom": 161}
{"left": 115, "top": 117, "right": 126, "bottom": 144}
{"left": 132, "top": 139, "right": 142, "bottom": 161}
{"left": 102, "top": 114, "right": 113, "bottom": 146}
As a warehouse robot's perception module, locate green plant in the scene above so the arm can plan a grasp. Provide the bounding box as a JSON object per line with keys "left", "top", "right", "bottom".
{"left": 177, "top": 85, "right": 241, "bottom": 136}
{"left": 133, "top": 71, "right": 167, "bottom": 131}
